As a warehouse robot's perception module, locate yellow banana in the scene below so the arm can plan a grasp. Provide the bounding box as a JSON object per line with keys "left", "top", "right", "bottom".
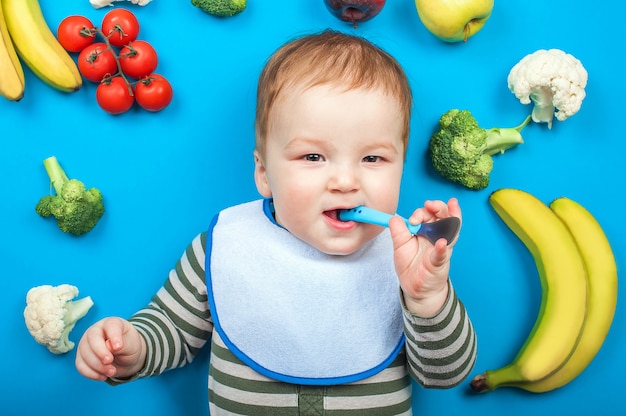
{"left": 470, "top": 188, "right": 588, "bottom": 392}
{"left": 1, "top": 0, "right": 81, "bottom": 92}
{"left": 0, "top": 1, "right": 24, "bottom": 101}
{"left": 519, "top": 197, "right": 617, "bottom": 392}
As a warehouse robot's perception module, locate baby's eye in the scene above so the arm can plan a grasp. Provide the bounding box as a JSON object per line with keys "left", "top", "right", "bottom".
{"left": 304, "top": 154, "right": 324, "bottom": 162}
{"left": 363, "top": 155, "right": 382, "bottom": 163}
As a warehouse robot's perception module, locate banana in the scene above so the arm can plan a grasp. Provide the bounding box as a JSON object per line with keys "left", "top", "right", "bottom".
{"left": 0, "top": 1, "right": 24, "bottom": 101}
{"left": 1, "top": 0, "right": 81, "bottom": 92}
{"left": 470, "top": 188, "right": 588, "bottom": 392}
{"left": 518, "top": 197, "right": 617, "bottom": 392}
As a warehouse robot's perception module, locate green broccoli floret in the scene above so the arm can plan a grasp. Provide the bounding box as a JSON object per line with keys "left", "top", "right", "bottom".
{"left": 429, "top": 109, "right": 531, "bottom": 190}
{"left": 35, "top": 156, "right": 104, "bottom": 236}
{"left": 191, "top": 0, "right": 247, "bottom": 16}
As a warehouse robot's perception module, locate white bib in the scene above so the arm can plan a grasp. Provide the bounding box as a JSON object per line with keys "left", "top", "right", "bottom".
{"left": 207, "top": 199, "right": 404, "bottom": 385}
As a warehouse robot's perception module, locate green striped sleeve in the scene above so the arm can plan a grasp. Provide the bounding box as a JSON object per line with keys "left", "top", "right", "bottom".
{"left": 128, "top": 232, "right": 213, "bottom": 378}
{"left": 402, "top": 283, "right": 477, "bottom": 388}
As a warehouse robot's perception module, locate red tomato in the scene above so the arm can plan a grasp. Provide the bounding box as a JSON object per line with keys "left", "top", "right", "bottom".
{"left": 118, "top": 40, "right": 158, "bottom": 79}
{"left": 57, "top": 15, "right": 96, "bottom": 53}
{"left": 77, "top": 42, "right": 118, "bottom": 83}
{"left": 101, "top": 8, "right": 140, "bottom": 48}
{"left": 134, "top": 74, "right": 173, "bottom": 112}
{"left": 96, "top": 76, "right": 134, "bottom": 115}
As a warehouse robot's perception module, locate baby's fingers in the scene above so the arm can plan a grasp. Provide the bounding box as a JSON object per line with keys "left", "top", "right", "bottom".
{"left": 422, "top": 198, "right": 461, "bottom": 220}
{"left": 100, "top": 317, "right": 130, "bottom": 353}
{"left": 389, "top": 215, "right": 414, "bottom": 245}
{"left": 76, "top": 335, "right": 114, "bottom": 380}
{"left": 75, "top": 351, "right": 115, "bottom": 381}
{"left": 408, "top": 201, "right": 448, "bottom": 224}
{"left": 446, "top": 198, "right": 462, "bottom": 222}
{"left": 75, "top": 318, "right": 127, "bottom": 380}
{"left": 430, "top": 238, "right": 451, "bottom": 268}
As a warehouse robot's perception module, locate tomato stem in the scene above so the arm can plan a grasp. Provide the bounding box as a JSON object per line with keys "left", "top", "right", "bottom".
{"left": 95, "top": 27, "right": 134, "bottom": 96}
{"left": 80, "top": 27, "right": 97, "bottom": 38}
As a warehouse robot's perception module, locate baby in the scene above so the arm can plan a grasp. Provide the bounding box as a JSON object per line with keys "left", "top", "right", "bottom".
{"left": 76, "top": 30, "right": 477, "bottom": 415}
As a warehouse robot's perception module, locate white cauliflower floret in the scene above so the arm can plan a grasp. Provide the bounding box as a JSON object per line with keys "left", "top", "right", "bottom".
{"left": 507, "top": 49, "right": 588, "bottom": 129}
{"left": 90, "top": 0, "right": 152, "bottom": 9}
{"left": 24, "top": 284, "right": 94, "bottom": 354}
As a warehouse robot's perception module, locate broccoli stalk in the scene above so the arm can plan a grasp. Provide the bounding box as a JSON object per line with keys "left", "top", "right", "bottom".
{"left": 35, "top": 156, "right": 104, "bottom": 236}
{"left": 429, "top": 109, "right": 531, "bottom": 191}
{"left": 483, "top": 116, "right": 531, "bottom": 155}
{"left": 43, "top": 156, "right": 70, "bottom": 195}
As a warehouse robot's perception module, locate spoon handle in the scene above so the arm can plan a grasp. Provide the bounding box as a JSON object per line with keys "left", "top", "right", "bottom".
{"left": 338, "top": 206, "right": 421, "bottom": 234}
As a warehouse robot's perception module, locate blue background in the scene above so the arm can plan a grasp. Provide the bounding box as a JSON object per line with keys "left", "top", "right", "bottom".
{"left": 1, "top": 1, "right": 623, "bottom": 415}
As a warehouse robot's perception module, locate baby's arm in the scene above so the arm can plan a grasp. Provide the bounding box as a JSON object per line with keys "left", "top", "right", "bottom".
{"left": 402, "top": 283, "right": 477, "bottom": 387}
{"left": 75, "top": 317, "right": 147, "bottom": 381}
{"left": 390, "top": 198, "right": 477, "bottom": 387}
{"left": 75, "top": 232, "right": 213, "bottom": 384}
{"left": 389, "top": 198, "right": 461, "bottom": 317}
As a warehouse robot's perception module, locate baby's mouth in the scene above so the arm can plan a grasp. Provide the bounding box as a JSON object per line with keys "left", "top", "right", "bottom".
{"left": 324, "top": 209, "right": 341, "bottom": 221}
{"left": 324, "top": 208, "right": 355, "bottom": 223}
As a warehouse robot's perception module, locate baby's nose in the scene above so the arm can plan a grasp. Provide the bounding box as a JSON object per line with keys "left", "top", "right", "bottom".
{"left": 328, "top": 165, "right": 360, "bottom": 192}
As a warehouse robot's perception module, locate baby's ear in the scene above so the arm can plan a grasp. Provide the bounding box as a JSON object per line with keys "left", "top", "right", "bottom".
{"left": 253, "top": 150, "right": 272, "bottom": 197}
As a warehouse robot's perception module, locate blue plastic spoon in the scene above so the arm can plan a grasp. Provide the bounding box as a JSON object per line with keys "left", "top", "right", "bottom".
{"left": 338, "top": 206, "right": 460, "bottom": 245}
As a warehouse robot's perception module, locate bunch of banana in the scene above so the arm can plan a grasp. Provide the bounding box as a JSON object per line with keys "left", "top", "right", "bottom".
{"left": 0, "top": 1, "right": 24, "bottom": 101}
{"left": 0, "top": 0, "right": 81, "bottom": 96}
{"left": 470, "top": 189, "right": 618, "bottom": 393}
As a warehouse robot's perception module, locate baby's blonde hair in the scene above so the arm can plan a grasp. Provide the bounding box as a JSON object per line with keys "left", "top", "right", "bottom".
{"left": 255, "top": 30, "right": 412, "bottom": 159}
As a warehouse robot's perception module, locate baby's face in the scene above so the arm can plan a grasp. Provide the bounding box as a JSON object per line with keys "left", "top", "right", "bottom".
{"left": 254, "top": 84, "right": 405, "bottom": 255}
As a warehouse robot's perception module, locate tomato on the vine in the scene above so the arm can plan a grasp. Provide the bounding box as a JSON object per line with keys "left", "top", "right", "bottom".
{"left": 96, "top": 76, "right": 135, "bottom": 115}
{"left": 134, "top": 74, "right": 173, "bottom": 112}
{"left": 77, "top": 42, "right": 118, "bottom": 83}
{"left": 57, "top": 15, "right": 96, "bottom": 53}
{"left": 101, "top": 9, "right": 140, "bottom": 48}
{"left": 118, "top": 40, "right": 158, "bottom": 79}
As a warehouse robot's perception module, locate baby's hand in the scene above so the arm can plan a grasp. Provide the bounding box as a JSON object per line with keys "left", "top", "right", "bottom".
{"left": 75, "top": 317, "right": 146, "bottom": 381}
{"left": 389, "top": 198, "right": 461, "bottom": 317}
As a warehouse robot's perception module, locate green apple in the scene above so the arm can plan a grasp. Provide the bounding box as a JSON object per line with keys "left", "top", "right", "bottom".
{"left": 414, "top": 0, "right": 494, "bottom": 42}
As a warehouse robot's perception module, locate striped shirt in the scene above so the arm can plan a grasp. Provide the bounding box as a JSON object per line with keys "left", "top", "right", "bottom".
{"left": 122, "top": 231, "right": 476, "bottom": 415}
